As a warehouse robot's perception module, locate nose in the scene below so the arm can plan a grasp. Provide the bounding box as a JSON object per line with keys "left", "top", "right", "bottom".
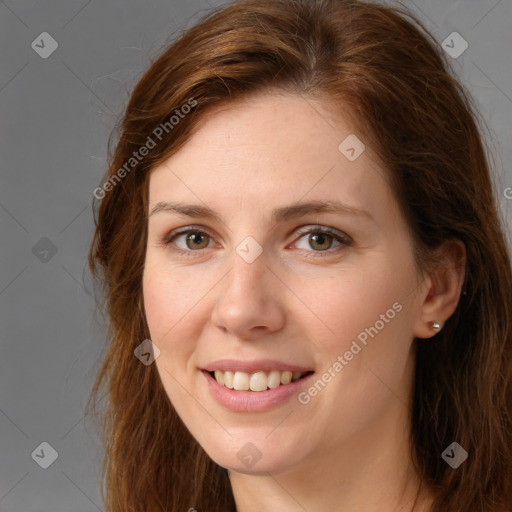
{"left": 210, "top": 249, "right": 286, "bottom": 340}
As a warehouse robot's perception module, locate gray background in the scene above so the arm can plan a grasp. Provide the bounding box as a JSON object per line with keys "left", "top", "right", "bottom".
{"left": 1, "top": 0, "right": 511, "bottom": 510}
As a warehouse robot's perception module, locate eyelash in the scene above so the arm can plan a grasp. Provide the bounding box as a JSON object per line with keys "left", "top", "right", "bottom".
{"left": 159, "top": 225, "right": 353, "bottom": 258}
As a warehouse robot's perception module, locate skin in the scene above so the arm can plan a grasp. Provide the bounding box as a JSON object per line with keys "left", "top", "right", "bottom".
{"left": 143, "top": 90, "right": 466, "bottom": 512}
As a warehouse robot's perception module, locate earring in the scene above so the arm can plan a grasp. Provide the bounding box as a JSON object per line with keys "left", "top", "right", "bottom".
{"left": 431, "top": 321, "right": 442, "bottom": 331}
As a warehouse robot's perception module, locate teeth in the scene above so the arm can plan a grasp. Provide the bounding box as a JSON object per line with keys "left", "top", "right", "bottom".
{"left": 214, "top": 370, "right": 224, "bottom": 386}
{"left": 267, "top": 370, "right": 281, "bottom": 389}
{"left": 280, "top": 371, "right": 292, "bottom": 385}
{"left": 249, "top": 371, "right": 267, "bottom": 391}
{"left": 212, "top": 369, "right": 308, "bottom": 391}
{"left": 223, "top": 371, "right": 234, "bottom": 389}
{"left": 233, "top": 371, "right": 249, "bottom": 390}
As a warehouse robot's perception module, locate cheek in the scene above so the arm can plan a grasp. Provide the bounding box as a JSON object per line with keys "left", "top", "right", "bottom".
{"left": 143, "top": 249, "right": 204, "bottom": 332}
{"left": 142, "top": 264, "right": 220, "bottom": 440}
{"left": 303, "top": 260, "right": 418, "bottom": 411}
{"left": 303, "top": 268, "right": 403, "bottom": 351}
{"left": 297, "top": 272, "right": 416, "bottom": 438}
{"left": 142, "top": 262, "right": 197, "bottom": 364}
{"left": 143, "top": 276, "right": 172, "bottom": 331}
{"left": 143, "top": 267, "right": 199, "bottom": 410}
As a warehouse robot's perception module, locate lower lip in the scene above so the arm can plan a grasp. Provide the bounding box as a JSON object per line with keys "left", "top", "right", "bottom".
{"left": 202, "top": 370, "right": 315, "bottom": 412}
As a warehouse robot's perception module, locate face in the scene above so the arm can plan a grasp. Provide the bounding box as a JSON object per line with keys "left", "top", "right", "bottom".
{"left": 143, "top": 91, "right": 428, "bottom": 476}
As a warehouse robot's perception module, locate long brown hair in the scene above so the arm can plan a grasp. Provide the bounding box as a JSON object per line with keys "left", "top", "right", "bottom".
{"left": 86, "top": 1, "right": 512, "bottom": 510}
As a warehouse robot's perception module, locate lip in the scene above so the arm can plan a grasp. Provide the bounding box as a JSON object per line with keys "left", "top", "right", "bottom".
{"left": 201, "top": 369, "right": 315, "bottom": 412}
{"left": 203, "top": 358, "right": 313, "bottom": 374}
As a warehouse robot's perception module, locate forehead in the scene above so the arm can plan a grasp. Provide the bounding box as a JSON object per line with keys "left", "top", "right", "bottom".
{"left": 178, "top": 91, "right": 356, "bottom": 164}
{"left": 148, "top": 91, "right": 392, "bottom": 220}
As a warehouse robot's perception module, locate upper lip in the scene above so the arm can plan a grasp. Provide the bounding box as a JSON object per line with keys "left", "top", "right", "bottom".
{"left": 202, "top": 359, "right": 314, "bottom": 374}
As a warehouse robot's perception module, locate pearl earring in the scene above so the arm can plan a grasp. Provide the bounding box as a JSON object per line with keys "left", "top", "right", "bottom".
{"left": 431, "top": 321, "right": 442, "bottom": 331}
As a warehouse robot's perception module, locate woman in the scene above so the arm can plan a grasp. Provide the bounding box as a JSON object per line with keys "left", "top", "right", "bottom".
{"left": 86, "top": 0, "right": 512, "bottom": 511}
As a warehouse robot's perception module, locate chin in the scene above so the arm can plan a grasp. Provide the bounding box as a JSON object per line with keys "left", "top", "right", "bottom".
{"left": 217, "top": 453, "right": 296, "bottom": 476}
{"left": 199, "top": 434, "right": 308, "bottom": 476}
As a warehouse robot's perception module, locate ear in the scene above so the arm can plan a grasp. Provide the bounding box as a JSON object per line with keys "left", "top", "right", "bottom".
{"left": 413, "top": 239, "right": 466, "bottom": 339}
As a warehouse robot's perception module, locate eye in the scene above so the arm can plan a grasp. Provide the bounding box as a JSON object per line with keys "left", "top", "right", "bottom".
{"left": 160, "top": 225, "right": 352, "bottom": 257}
{"left": 164, "top": 228, "right": 216, "bottom": 252}
{"left": 291, "top": 226, "right": 352, "bottom": 257}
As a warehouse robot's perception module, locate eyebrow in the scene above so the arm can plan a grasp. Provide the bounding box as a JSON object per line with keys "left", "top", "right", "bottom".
{"left": 149, "top": 200, "right": 374, "bottom": 224}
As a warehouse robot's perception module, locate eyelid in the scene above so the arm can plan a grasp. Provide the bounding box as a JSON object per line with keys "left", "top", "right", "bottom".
{"left": 292, "top": 225, "right": 352, "bottom": 245}
{"left": 160, "top": 225, "right": 218, "bottom": 247}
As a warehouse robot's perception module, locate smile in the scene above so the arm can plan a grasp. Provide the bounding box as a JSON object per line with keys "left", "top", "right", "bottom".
{"left": 201, "top": 363, "right": 315, "bottom": 412}
{"left": 210, "top": 369, "right": 313, "bottom": 391}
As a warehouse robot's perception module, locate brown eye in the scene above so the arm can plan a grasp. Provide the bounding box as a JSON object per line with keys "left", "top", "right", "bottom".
{"left": 307, "top": 232, "right": 334, "bottom": 251}
{"left": 163, "top": 225, "right": 351, "bottom": 258}
{"left": 293, "top": 226, "right": 351, "bottom": 255}
{"left": 164, "top": 229, "right": 215, "bottom": 252}
{"left": 183, "top": 231, "right": 211, "bottom": 250}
